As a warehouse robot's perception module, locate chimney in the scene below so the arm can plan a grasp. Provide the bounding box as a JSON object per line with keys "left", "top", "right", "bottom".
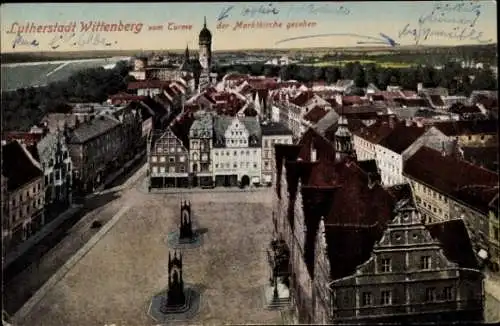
{"left": 441, "top": 141, "right": 447, "bottom": 156}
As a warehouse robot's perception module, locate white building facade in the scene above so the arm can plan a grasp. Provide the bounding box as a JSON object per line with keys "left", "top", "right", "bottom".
{"left": 212, "top": 116, "right": 262, "bottom": 186}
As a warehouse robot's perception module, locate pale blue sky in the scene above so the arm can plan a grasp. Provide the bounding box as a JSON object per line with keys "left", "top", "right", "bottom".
{"left": 5, "top": 2, "right": 490, "bottom": 23}
{"left": 1, "top": 1, "right": 497, "bottom": 51}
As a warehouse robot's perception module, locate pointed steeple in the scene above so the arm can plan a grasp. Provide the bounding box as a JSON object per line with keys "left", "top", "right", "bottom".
{"left": 184, "top": 45, "right": 190, "bottom": 61}
{"left": 203, "top": 16, "right": 207, "bottom": 28}
{"left": 254, "top": 92, "right": 261, "bottom": 113}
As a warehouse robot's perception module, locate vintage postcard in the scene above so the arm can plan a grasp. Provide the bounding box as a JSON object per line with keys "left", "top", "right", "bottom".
{"left": 1, "top": 2, "right": 499, "bottom": 326}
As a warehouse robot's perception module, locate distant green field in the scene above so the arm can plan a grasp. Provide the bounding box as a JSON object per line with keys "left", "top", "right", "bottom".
{"left": 302, "top": 60, "right": 413, "bottom": 68}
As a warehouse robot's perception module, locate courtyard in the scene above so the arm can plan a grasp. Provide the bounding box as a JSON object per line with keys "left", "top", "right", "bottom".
{"left": 14, "top": 185, "right": 282, "bottom": 326}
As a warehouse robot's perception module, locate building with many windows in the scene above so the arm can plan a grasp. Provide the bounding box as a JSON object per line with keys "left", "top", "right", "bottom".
{"left": 28, "top": 131, "right": 73, "bottom": 222}
{"left": 260, "top": 120, "right": 293, "bottom": 186}
{"left": 148, "top": 117, "right": 192, "bottom": 189}
{"left": 404, "top": 146, "right": 499, "bottom": 270}
{"left": 270, "top": 119, "right": 484, "bottom": 324}
{"left": 353, "top": 118, "right": 454, "bottom": 186}
{"left": 212, "top": 115, "right": 262, "bottom": 187}
{"left": 189, "top": 111, "right": 214, "bottom": 186}
{"left": 2, "top": 141, "right": 44, "bottom": 254}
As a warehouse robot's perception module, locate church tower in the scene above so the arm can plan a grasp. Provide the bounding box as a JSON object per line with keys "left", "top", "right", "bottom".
{"left": 198, "top": 17, "right": 213, "bottom": 93}
{"left": 335, "top": 115, "right": 356, "bottom": 162}
{"left": 198, "top": 16, "right": 212, "bottom": 71}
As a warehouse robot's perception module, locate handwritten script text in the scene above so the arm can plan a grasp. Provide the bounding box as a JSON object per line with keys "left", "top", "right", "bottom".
{"left": 11, "top": 33, "right": 39, "bottom": 49}
{"left": 398, "top": 2, "right": 492, "bottom": 45}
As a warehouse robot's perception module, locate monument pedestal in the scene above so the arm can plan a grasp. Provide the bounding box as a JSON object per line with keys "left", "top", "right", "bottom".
{"left": 263, "top": 278, "right": 290, "bottom": 310}
{"left": 148, "top": 285, "right": 201, "bottom": 322}
{"left": 166, "top": 229, "right": 203, "bottom": 249}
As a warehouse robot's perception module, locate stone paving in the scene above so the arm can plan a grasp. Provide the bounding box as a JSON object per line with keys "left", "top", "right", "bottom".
{"left": 15, "top": 187, "right": 281, "bottom": 326}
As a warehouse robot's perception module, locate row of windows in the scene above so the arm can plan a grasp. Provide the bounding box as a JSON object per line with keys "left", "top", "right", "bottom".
{"left": 11, "top": 184, "right": 42, "bottom": 207}
{"left": 190, "top": 140, "right": 208, "bottom": 150}
{"left": 413, "top": 181, "right": 448, "bottom": 203}
{"left": 226, "top": 138, "right": 248, "bottom": 145}
{"left": 151, "top": 156, "right": 186, "bottom": 163}
{"left": 356, "top": 137, "right": 376, "bottom": 151}
{"left": 379, "top": 256, "right": 432, "bottom": 273}
{"left": 361, "top": 286, "right": 453, "bottom": 306}
{"left": 152, "top": 166, "right": 185, "bottom": 174}
{"left": 41, "top": 151, "right": 69, "bottom": 169}
{"left": 215, "top": 150, "right": 258, "bottom": 156}
{"left": 12, "top": 198, "right": 43, "bottom": 222}
{"left": 264, "top": 138, "right": 292, "bottom": 148}
{"left": 155, "top": 146, "right": 184, "bottom": 154}
{"left": 215, "top": 162, "right": 258, "bottom": 169}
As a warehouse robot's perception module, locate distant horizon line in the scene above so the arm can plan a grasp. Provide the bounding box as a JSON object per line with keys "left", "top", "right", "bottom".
{"left": 1, "top": 42, "right": 497, "bottom": 55}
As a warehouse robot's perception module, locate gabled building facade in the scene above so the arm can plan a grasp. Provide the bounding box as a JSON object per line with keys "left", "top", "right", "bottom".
{"left": 271, "top": 125, "right": 485, "bottom": 324}
{"left": 65, "top": 115, "right": 123, "bottom": 195}
{"left": 212, "top": 115, "right": 262, "bottom": 187}
{"left": 404, "top": 146, "right": 499, "bottom": 270}
{"left": 261, "top": 121, "right": 293, "bottom": 186}
{"left": 2, "top": 141, "right": 45, "bottom": 253}
{"left": 31, "top": 131, "right": 73, "bottom": 222}
{"left": 189, "top": 111, "right": 214, "bottom": 186}
{"left": 148, "top": 126, "right": 190, "bottom": 189}
{"left": 330, "top": 195, "right": 484, "bottom": 323}
{"left": 353, "top": 118, "right": 453, "bottom": 186}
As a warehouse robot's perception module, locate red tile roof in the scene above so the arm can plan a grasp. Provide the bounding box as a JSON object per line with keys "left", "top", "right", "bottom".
{"left": 224, "top": 73, "right": 248, "bottom": 81}
{"left": 426, "top": 219, "right": 479, "bottom": 269}
{"left": 239, "top": 83, "right": 254, "bottom": 95}
{"left": 109, "top": 92, "right": 148, "bottom": 100}
{"left": 353, "top": 119, "right": 395, "bottom": 144}
{"left": 379, "top": 123, "right": 428, "bottom": 154}
{"left": 403, "top": 146, "right": 498, "bottom": 214}
{"left": 2, "top": 132, "right": 43, "bottom": 146}
{"left": 291, "top": 91, "right": 314, "bottom": 106}
{"left": 475, "top": 95, "right": 498, "bottom": 110}
{"left": 401, "top": 90, "right": 418, "bottom": 98}
{"left": 2, "top": 141, "right": 43, "bottom": 191}
{"left": 277, "top": 81, "right": 303, "bottom": 89}
{"left": 342, "top": 96, "right": 370, "bottom": 106}
{"left": 169, "top": 112, "right": 195, "bottom": 149}
{"left": 448, "top": 103, "right": 482, "bottom": 114}
{"left": 127, "top": 80, "right": 171, "bottom": 90}
{"left": 394, "top": 98, "right": 429, "bottom": 107}
{"left": 373, "top": 91, "right": 402, "bottom": 101}
{"left": 428, "top": 94, "right": 445, "bottom": 106}
{"left": 304, "top": 106, "right": 329, "bottom": 123}
{"left": 433, "top": 120, "right": 498, "bottom": 136}
{"left": 284, "top": 149, "right": 394, "bottom": 279}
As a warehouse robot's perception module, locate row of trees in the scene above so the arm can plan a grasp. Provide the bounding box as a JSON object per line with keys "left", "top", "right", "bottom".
{"left": 2, "top": 61, "right": 133, "bottom": 131}
{"left": 311, "top": 44, "right": 498, "bottom": 66}
{"left": 214, "top": 61, "right": 498, "bottom": 95}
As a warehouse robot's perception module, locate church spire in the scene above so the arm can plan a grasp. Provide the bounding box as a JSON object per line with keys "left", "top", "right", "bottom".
{"left": 203, "top": 16, "right": 207, "bottom": 28}
{"left": 184, "top": 45, "right": 190, "bottom": 61}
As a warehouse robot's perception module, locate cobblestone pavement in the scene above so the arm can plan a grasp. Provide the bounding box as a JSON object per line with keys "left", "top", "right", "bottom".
{"left": 15, "top": 185, "right": 281, "bottom": 326}
{"left": 485, "top": 270, "right": 500, "bottom": 322}
{"left": 3, "top": 163, "right": 145, "bottom": 316}
{"left": 485, "top": 293, "right": 500, "bottom": 323}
